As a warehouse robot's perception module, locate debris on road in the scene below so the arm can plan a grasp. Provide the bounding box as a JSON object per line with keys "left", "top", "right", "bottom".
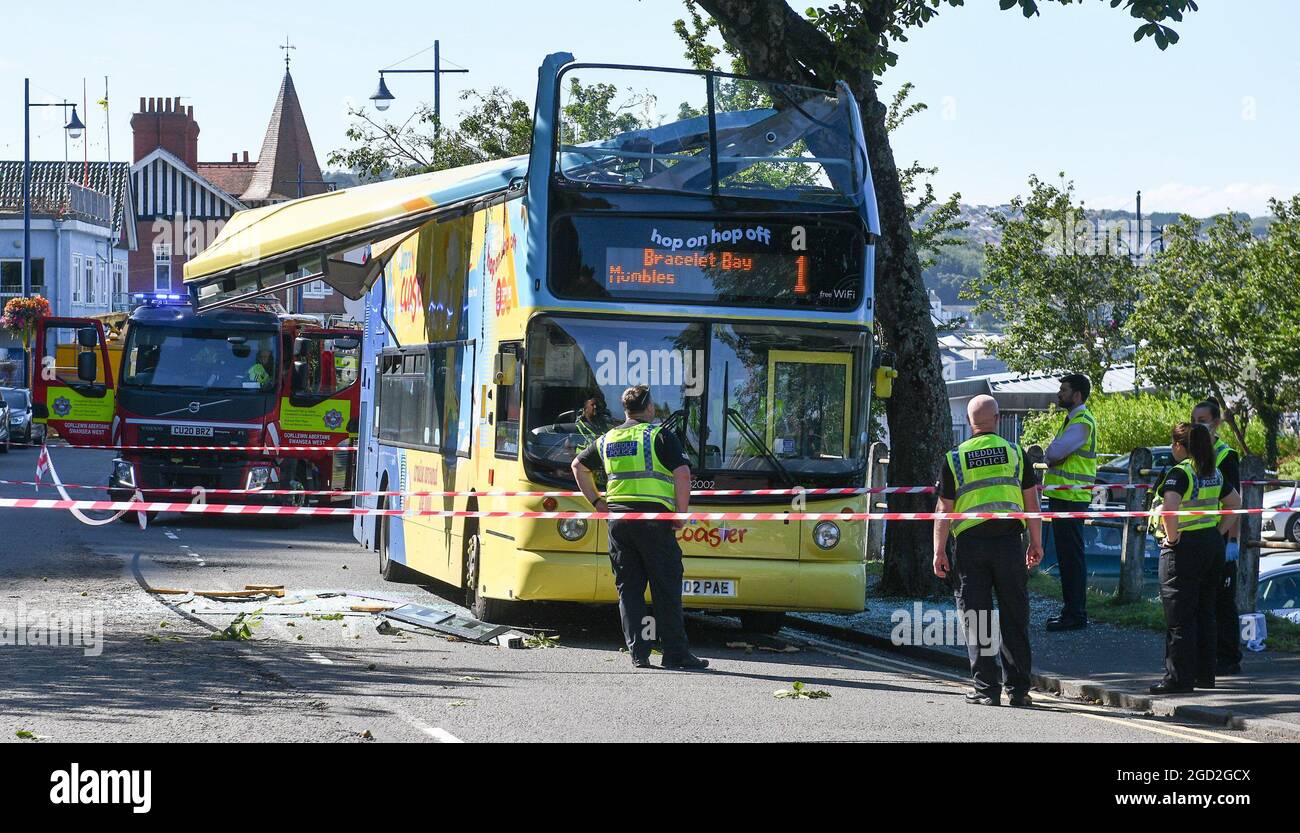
{"left": 774, "top": 681, "right": 831, "bottom": 700}
{"left": 209, "top": 610, "right": 263, "bottom": 641}
{"left": 379, "top": 603, "right": 516, "bottom": 645}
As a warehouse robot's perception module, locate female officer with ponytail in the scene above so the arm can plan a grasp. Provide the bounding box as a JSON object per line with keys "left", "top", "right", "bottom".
{"left": 1151, "top": 422, "right": 1242, "bottom": 694}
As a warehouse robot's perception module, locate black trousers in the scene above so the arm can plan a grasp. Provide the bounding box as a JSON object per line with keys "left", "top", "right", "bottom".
{"left": 1215, "top": 549, "right": 1242, "bottom": 666}
{"left": 952, "top": 531, "right": 1033, "bottom": 699}
{"left": 1048, "top": 498, "right": 1088, "bottom": 620}
{"left": 1158, "top": 529, "right": 1224, "bottom": 686}
{"left": 607, "top": 518, "right": 690, "bottom": 660}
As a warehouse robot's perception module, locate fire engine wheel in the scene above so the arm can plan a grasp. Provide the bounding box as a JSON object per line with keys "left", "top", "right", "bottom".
{"left": 273, "top": 471, "right": 307, "bottom": 529}
{"left": 463, "top": 532, "right": 515, "bottom": 623}
{"left": 739, "top": 612, "right": 787, "bottom": 635}
{"left": 377, "top": 509, "right": 420, "bottom": 583}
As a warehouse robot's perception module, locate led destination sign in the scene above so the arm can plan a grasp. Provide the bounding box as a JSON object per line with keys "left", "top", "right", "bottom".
{"left": 550, "top": 215, "right": 864, "bottom": 310}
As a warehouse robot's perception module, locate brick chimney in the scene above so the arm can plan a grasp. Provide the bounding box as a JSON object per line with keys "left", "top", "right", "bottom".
{"left": 130, "top": 96, "right": 200, "bottom": 168}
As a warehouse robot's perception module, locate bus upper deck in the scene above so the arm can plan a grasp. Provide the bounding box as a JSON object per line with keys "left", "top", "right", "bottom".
{"left": 183, "top": 53, "right": 884, "bottom": 627}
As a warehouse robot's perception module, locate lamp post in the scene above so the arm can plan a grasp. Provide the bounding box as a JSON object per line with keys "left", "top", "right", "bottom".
{"left": 19, "top": 78, "right": 83, "bottom": 387}
{"left": 22, "top": 79, "right": 84, "bottom": 298}
{"left": 370, "top": 41, "right": 468, "bottom": 150}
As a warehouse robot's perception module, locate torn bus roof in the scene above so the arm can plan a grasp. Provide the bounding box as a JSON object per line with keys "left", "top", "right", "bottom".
{"left": 182, "top": 154, "right": 528, "bottom": 303}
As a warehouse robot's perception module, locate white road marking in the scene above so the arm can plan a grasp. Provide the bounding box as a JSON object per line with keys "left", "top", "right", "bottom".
{"left": 387, "top": 705, "right": 464, "bottom": 743}
{"left": 784, "top": 632, "right": 1255, "bottom": 744}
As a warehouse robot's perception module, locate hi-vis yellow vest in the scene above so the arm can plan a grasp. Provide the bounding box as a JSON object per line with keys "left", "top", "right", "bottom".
{"left": 1213, "top": 438, "right": 1232, "bottom": 467}
{"left": 1150, "top": 459, "right": 1224, "bottom": 539}
{"left": 946, "top": 434, "right": 1027, "bottom": 537}
{"left": 598, "top": 423, "right": 677, "bottom": 510}
{"left": 1043, "top": 407, "right": 1098, "bottom": 503}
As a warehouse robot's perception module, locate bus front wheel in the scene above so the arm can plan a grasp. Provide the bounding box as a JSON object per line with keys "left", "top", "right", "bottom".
{"left": 463, "top": 532, "right": 514, "bottom": 623}
{"left": 739, "top": 612, "right": 786, "bottom": 635}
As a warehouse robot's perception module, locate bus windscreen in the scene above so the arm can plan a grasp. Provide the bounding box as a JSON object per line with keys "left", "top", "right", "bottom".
{"left": 550, "top": 215, "right": 863, "bottom": 310}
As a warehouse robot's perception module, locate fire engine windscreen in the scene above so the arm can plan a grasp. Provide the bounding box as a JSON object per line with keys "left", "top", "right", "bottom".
{"left": 121, "top": 326, "right": 279, "bottom": 392}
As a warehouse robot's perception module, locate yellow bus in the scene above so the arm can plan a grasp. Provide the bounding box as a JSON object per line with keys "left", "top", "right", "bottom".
{"left": 184, "top": 54, "right": 884, "bottom": 632}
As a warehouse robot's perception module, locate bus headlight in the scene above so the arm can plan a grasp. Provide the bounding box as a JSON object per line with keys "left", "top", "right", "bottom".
{"left": 246, "top": 466, "right": 273, "bottom": 490}
{"left": 557, "top": 518, "right": 588, "bottom": 541}
{"left": 112, "top": 459, "right": 136, "bottom": 488}
{"left": 813, "top": 521, "right": 841, "bottom": 550}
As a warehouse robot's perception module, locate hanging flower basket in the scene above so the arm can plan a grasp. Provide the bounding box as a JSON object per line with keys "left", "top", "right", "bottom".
{"left": 2, "top": 294, "right": 52, "bottom": 360}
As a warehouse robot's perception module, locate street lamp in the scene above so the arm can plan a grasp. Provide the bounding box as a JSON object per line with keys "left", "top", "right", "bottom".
{"left": 369, "top": 75, "right": 395, "bottom": 112}
{"left": 368, "top": 40, "right": 468, "bottom": 146}
{"left": 20, "top": 78, "right": 84, "bottom": 386}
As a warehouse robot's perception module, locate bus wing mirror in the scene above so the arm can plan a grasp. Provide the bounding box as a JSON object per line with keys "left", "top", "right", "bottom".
{"left": 872, "top": 350, "right": 897, "bottom": 399}
{"left": 332, "top": 337, "right": 360, "bottom": 351}
{"left": 78, "top": 327, "right": 98, "bottom": 348}
{"left": 293, "top": 337, "right": 310, "bottom": 358}
{"left": 493, "top": 352, "right": 517, "bottom": 386}
{"left": 77, "top": 350, "right": 99, "bottom": 383}
{"left": 292, "top": 361, "right": 308, "bottom": 391}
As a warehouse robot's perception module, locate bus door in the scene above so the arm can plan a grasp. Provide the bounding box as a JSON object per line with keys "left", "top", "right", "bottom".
{"left": 283, "top": 329, "right": 362, "bottom": 487}
{"left": 764, "top": 350, "right": 853, "bottom": 463}
{"left": 31, "top": 317, "right": 116, "bottom": 446}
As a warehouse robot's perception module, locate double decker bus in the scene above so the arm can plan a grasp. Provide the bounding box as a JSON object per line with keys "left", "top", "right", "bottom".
{"left": 183, "top": 53, "right": 884, "bottom": 629}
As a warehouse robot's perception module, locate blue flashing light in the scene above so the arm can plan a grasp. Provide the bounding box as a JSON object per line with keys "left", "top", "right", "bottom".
{"left": 132, "top": 292, "right": 188, "bottom": 306}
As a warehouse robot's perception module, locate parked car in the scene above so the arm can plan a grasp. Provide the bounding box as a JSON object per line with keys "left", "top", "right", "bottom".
{"left": 1095, "top": 446, "right": 1174, "bottom": 503}
{"left": 1, "top": 386, "right": 43, "bottom": 446}
{"left": 1039, "top": 514, "right": 1161, "bottom": 578}
{"left": 0, "top": 396, "right": 8, "bottom": 453}
{"left": 1258, "top": 554, "right": 1300, "bottom": 623}
{"left": 1262, "top": 487, "right": 1300, "bottom": 543}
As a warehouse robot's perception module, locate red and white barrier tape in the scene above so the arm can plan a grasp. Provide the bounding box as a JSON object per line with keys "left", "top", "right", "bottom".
{"left": 0, "top": 497, "right": 1268, "bottom": 522}
{"left": 29, "top": 444, "right": 354, "bottom": 453}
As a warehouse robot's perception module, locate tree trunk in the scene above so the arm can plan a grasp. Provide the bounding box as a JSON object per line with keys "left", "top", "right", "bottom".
{"left": 695, "top": 0, "right": 950, "bottom": 597}
{"left": 1260, "top": 406, "right": 1281, "bottom": 469}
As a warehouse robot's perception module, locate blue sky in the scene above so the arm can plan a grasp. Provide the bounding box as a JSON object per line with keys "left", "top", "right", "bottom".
{"left": 3, "top": 0, "right": 1296, "bottom": 215}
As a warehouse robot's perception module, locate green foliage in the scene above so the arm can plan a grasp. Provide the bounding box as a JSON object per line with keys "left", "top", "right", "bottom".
{"left": 328, "top": 87, "right": 532, "bottom": 181}
{"left": 1020, "top": 392, "right": 1285, "bottom": 459}
{"left": 963, "top": 174, "right": 1139, "bottom": 386}
{"left": 798, "top": 1, "right": 1196, "bottom": 79}
{"left": 559, "top": 79, "right": 653, "bottom": 145}
{"left": 774, "top": 680, "right": 831, "bottom": 699}
{"left": 209, "top": 610, "right": 263, "bottom": 641}
{"left": 1126, "top": 197, "right": 1300, "bottom": 465}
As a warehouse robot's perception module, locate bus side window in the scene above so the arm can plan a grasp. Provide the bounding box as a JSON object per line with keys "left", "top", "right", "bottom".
{"left": 494, "top": 343, "right": 521, "bottom": 458}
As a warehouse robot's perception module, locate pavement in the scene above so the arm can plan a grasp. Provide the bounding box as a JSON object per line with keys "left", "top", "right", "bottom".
{"left": 794, "top": 575, "right": 1300, "bottom": 741}
{"left": 0, "top": 443, "right": 1285, "bottom": 743}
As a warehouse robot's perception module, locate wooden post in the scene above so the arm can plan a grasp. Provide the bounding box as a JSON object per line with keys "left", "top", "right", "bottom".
{"left": 1237, "top": 455, "right": 1266, "bottom": 613}
{"left": 1117, "top": 446, "right": 1153, "bottom": 604}
{"left": 866, "top": 442, "right": 889, "bottom": 562}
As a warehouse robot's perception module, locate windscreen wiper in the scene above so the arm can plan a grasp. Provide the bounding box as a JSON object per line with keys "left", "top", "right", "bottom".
{"left": 726, "top": 408, "right": 793, "bottom": 485}
{"left": 661, "top": 408, "right": 702, "bottom": 463}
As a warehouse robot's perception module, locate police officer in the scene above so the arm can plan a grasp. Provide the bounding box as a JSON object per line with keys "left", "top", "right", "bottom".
{"left": 571, "top": 385, "right": 709, "bottom": 671}
{"left": 1151, "top": 422, "right": 1241, "bottom": 694}
{"left": 934, "top": 395, "right": 1043, "bottom": 707}
{"left": 1191, "top": 399, "right": 1243, "bottom": 676}
{"left": 1042, "top": 373, "right": 1099, "bottom": 631}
